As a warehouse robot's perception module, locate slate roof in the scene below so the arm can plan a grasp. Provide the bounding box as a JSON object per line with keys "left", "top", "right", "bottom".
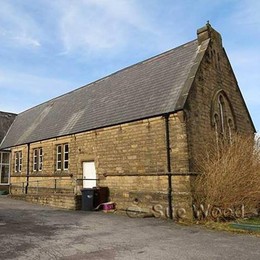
{"left": 0, "top": 38, "right": 208, "bottom": 149}
{"left": 0, "top": 111, "right": 17, "bottom": 143}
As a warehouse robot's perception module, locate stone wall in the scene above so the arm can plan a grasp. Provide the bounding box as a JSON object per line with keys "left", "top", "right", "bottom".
{"left": 185, "top": 28, "right": 255, "bottom": 171}
{"left": 10, "top": 115, "right": 193, "bottom": 218}
{"left": 10, "top": 194, "right": 81, "bottom": 210}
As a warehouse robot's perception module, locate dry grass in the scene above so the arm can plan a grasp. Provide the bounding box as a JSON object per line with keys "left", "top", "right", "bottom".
{"left": 193, "top": 134, "right": 260, "bottom": 216}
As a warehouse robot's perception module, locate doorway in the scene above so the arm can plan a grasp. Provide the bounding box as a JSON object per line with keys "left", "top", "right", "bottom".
{"left": 82, "top": 161, "right": 97, "bottom": 188}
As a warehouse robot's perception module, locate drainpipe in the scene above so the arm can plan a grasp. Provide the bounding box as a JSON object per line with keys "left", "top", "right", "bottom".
{"left": 165, "top": 114, "right": 173, "bottom": 220}
{"left": 25, "top": 143, "right": 30, "bottom": 194}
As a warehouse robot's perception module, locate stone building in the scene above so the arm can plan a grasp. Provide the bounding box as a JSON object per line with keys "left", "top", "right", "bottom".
{"left": 0, "top": 111, "right": 17, "bottom": 189}
{"left": 0, "top": 24, "right": 255, "bottom": 218}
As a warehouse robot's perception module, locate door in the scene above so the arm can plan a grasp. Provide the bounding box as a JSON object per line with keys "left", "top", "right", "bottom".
{"left": 83, "top": 161, "right": 97, "bottom": 188}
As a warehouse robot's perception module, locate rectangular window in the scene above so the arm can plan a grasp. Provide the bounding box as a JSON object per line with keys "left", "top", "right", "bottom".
{"left": 56, "top": 145, "right": 62, "bottom": 170}
{"left": 33, "top": 149, "right": 37, "bottom": 171}
{"left": 39, "top": 148, "right": 43, "bottom": 171}
{"left": 33, "top": 148, "right": 43, "bottom": 172}
{"left": 15, "top": 151, "right": 22, "bottom": 173}
{"left": 0, "top": 152, "right": 10, "bottom": 184}
{"left": 56, "top": 144, "right": 69, "bottom": 171}
{"left": 64, "top": 144, "right": 69, "bottom": 170}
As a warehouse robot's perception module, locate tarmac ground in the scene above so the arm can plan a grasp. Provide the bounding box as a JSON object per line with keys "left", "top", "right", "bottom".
{"left": 0, "top": 196, "right": 259, "bottom": 260}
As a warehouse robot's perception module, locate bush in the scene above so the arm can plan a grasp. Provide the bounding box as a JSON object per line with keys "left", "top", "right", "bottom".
{"left": 193, "top": 134, "right": 260, "bottom": 216}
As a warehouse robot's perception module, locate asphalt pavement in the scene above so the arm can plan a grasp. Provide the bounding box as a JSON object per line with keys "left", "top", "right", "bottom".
{"left": 0, "top": 196, "right": 259, "bottom": 260}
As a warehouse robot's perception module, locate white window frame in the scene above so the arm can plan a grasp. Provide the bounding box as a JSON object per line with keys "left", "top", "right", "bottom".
{"left": 33, "top": 148, "right": 43, "bottom": 172}
{"left": 39, "top": 148, "right": 43, "bottom": 171}
{"left": 56, "top": 145, "right": 62, "bottom": 170}
{"left": 56, "top": 144, "right": 69, "bottom": 171}
{"left": 33, "top": 149, "right": 37, "bottom": 171}
{"left": 15, "top": 151, "right": 22, "bottom": 173}
{"left": 63, "top": 144, "right": 69, "bottom": 170}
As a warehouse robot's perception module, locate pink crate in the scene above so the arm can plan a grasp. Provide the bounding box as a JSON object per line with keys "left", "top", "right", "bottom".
{"left": 103, "top": 202, "right": 115, "bottom": 211}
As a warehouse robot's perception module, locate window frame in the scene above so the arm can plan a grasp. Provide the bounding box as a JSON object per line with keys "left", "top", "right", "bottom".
{"left": 56, "top": 145, "right": 62, "bottom": 171}
{"left": 218, "top": 94, "right": 225, "bottom": 135}
{"left": 56, "top": 144, "right": 69, "bottom": 171}
{"left": 33, "top": 148, "right": 43, "bottom": 172}
{"left": 63, "top": 144, "right": 69, "bottom": 170}
{"left": 39, "top": 148, "right": 43, "bottom": 171}
{"left": 15, "top": 151, "right": 22, "bottom": 173}
{"left": 211, "top": 90, "right": 236, "bottom": 143}
{"left": 0, "top": 152, "right": 10, "bottom": 184}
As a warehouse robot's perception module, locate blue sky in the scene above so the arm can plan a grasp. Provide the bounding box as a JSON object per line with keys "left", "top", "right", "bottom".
{"left": 0, "top": 0, "right": 259, "bottom": 132}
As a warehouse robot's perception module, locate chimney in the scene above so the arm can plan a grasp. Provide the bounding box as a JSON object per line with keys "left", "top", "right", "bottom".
{"left": 197, "top": 22, "right": 222, "bottom": 46}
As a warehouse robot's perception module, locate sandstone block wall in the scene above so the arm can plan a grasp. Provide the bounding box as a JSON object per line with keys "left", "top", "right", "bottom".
{"left": 185, "top": 36, "right": 255, "bottom": 171}
{"left": 9, "top": 115, "right": 193, "bottom": 218}
{"left": 10, "top": 194, "right": 81, "bottom": 210}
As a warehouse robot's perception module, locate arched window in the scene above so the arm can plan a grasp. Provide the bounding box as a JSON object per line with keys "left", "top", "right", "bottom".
{"left": 214, "top": 113, "right": 219, "bottom": 144}
{"left": 211, "top": 90, "right": 236, "bottom": 143}
{"left": 218, "top": 95, "right": 225, "bottom": 136}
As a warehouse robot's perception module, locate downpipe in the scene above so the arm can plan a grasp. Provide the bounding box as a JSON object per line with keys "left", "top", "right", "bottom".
{"left": 25, "top": 143, "right": 30, "bottom": 194}
{"left": 164, "top": 114, "right": 173, "bottom": 220}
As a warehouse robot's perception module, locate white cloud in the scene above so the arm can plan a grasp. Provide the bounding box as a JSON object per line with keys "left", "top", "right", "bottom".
{"left": 0, "top": 28, "right": 41, "bottom": 48}
{"left": 227, "top": 0, "right": 260, "bottom": 34}
{"left": 0, "top": 0, "right": 259, "bottom": 131}
{"left": 0, "top": 69, "right": 74, "bottom": 100}
{"left": 0, "top": 0, "right": 179, "bottom": 55}
{"left": 229, "top": 49, "right": 260, "bottom": 68}
{"left": 13, "top": 35, "right": 41, "bottom": 48}
{"left": 227, "top": 49, "right": 260, "bottom": 113}
{"left": 56, "top": 0, "right": 158, "bottom": 54}
{"left": 234, "top": 0, "right": 260, "bottom": 25}
{"left": 0, "top": 1, "right": 41, "bottom": 48}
